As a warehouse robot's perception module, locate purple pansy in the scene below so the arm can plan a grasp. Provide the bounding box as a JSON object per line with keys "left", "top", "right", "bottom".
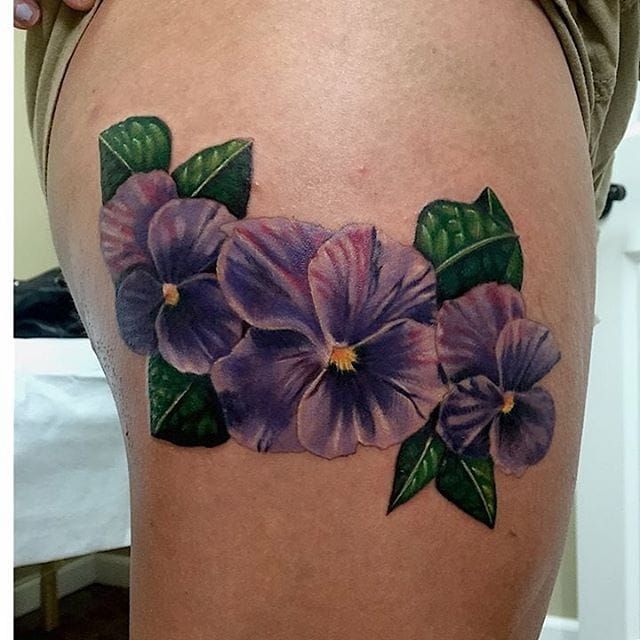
{"left": 100, "top": 171, "right": 242, "bottom": 374}
{"left": 436, "top": 283, "right": 561, "bottom": 475}
{"left": 211, "top": 218, "right": 445, "bottom": 459}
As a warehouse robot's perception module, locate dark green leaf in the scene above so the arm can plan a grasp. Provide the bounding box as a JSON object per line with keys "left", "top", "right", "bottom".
{"left": 172, "top": 139, "right": 253, "bottom": 218}
{"left": 436, "top": 451, "right": 497, "bottom": 528}
{"left": 387, "top": 412, "right": 446, "bottom": 514}
{"left": 414, "top": 187, "right": 523, "bottom": 302}
{"left": 148, "top": 354, "right": 229, "bottom": 447}
{"left": 99, "top": 116, "right": 171, "bottom": 202}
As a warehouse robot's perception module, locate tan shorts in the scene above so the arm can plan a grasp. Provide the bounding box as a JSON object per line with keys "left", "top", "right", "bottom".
{"left": 24, "top": 0, "right": 640, "bottom": 217}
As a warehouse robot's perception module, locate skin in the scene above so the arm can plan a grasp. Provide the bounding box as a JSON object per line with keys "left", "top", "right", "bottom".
{"left": 14, "top": 0, "right": 96, "bottom": 29}
{"left": 44, "top": 0, "right": 596, "bottom": 638}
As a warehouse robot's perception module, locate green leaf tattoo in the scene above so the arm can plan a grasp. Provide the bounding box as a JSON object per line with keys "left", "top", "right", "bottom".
{"left": 414, "top": 187, "right": 524, "bottom": 302}
{"left": 98, "top": 116, "right": 171, "bottom": 203}
{"left": 148, "top": 354, "right": 229, "bottom": 448}
{"left": 436, "top": 452, "right": 497, "bottom": 528}
{"left": 387, "top": 411, "right": 446, "bottom": 514}
{"left": 172, "top": 138, "right": 253, "bottom": 218}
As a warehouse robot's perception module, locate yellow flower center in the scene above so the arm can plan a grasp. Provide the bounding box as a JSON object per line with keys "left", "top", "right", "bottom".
{"left": 162, "top": 283, "right": 180, "bottom": 307}
{"left": 329, "top": 345, "right": 358, "bottom": 373}
{"left": 501, "top": 392, "right": 516, "bottom": 414}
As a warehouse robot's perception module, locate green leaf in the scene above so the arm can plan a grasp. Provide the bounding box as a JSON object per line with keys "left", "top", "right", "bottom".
{"left": 414, "top": 187, "right": 523, "bottom": 302}
{"left": 99, "top": 116, "right": 171, "bottom": 203}
{"left": 172, "top": 139, "right": 253, "bottom": 218}
{"left": 387, "top": 412, "right": 446, "bottom": 514}
{"left": 148, "top": 354, "right": 229, "bottom": 448}
{"left": 436, "top": 451, "right": 497, "bottom": 528}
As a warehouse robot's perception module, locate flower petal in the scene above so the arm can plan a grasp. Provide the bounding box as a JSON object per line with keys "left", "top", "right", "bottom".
{"left": 100, "top": 171, "right": 177, "bottom": 282}
{"left": 218, "top": 218, "right": 331, "bottom": 341}
{"left": 496, "top": 318, "right": 561, "bottom": 391}
{"left": 298, "top": 320, "right": 442, "bottom": 458}
{"left": 115, "top": 268, "right": 164, "bottom": 354}
{"left": 156, "top": 274, "right": 243, "bottom": 375}
{"left": 436, "top": 376, "right": 503, "bottom": 458}
{"left": 308, "top": 224, "right": 437, "bottom": 345}
{"left": 211, "top": 329, "right": 325, "bottom": 453}
{"left": 490, "top": 387, "right": 555, "bottom": 475}
{"left": 359, "top": 319, "right": 445, "bottom": 417}
{"left": 148, "top": 198, "right": 235, "bottom": 284}
{"left": 436, "top": 283, "right": 525, "bottom": 384}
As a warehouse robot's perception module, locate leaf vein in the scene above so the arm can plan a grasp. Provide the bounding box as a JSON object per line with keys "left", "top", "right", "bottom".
{"left": 434, "top": 232, "right": 517, "bottom": 274}
{"left": 99, "top": 135, "right": 135, "bottom": 174}
{"left": 189, "top": 140, "right": 251, "bottom": 198}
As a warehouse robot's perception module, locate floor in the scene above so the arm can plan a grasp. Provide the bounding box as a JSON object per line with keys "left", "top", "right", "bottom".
{"left": 14, "top": 585, "right": 129, "bottom": 640}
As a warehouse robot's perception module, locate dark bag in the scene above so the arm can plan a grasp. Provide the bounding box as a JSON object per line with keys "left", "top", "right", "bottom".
{"left": 14, "top": 268, "right": 87, "bottom": 338}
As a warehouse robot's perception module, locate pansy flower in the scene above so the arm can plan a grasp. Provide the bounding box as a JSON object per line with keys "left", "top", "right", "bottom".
{"left": 100, "top": 170, "right": 242, "bottom": 374}
{"left": 211, "top": 218, "right": 445, "bottom": 459}
{"left": 436, "top": 282, "right": 560, "bottom": 475}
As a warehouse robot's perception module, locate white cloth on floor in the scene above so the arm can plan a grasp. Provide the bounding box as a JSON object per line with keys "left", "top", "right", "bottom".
{"left": 14, "top": 338, "right": 130, "bottom": 566}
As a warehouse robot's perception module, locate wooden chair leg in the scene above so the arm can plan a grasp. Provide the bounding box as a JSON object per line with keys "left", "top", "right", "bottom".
{"left": 40, "top": 561, "right": 60, "bottom": 631}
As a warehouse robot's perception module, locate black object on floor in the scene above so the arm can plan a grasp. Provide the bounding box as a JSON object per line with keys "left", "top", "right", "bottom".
{"left": 14, "top": 267, "right": 87, "bottom": 339}
{"left": 14, "top": 585, "right": 129, "bottom": 640}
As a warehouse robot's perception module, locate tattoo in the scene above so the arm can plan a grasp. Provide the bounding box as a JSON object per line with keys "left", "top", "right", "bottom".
{"left": 98, "top": 116, "right": 560, "bottom": 528}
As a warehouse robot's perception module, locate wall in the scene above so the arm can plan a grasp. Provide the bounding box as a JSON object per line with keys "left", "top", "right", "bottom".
{"left": 14, "top": 31, "right": 58, "bottom": 280}
{"left": 548, "top": 511, "right": 577, "bottom": 618}
{"left": 12, "top": 32, "right": 578, "bottom": 619}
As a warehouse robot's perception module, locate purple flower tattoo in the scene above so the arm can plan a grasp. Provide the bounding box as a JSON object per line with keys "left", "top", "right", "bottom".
{"left": 436, "top": 283, "right": 561, "bottom": 475}
{"left": 100, "top": 171, "right": 242, "bottom": 374}
{"left": 96, "top": 118, "right": 565, "bottom": 525}
{"left": 211, "top": 218, "right": 445, "bottom": 458}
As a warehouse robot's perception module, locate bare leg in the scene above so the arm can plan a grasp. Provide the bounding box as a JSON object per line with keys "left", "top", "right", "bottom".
{"left": 46, "top": 1, "right": 595, "bottom": 638}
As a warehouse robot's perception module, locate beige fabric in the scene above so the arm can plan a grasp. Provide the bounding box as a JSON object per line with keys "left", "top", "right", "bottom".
{"left": 539, "top": 0, "right": 640, "bottom": 216}
{"left": 24, "top": 0, "right": 103, "bottom": 191}
{"left": 24, "top": 0, "right": 640, "bottom": 216}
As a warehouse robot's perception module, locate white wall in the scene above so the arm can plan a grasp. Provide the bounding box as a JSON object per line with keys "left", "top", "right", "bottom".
{"left": 14, "top": 30, "right": 58, "bottom": 280}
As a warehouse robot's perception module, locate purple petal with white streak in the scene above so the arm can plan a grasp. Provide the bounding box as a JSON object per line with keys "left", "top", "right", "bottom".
{"left": 496, "top": 318, "right": 561, "bottom": 391}
{"left": 115, "top": 268, "right": 163, "bottom": 354}
{"left": 298, "top": 320, "right": 442, "bottom": 458}
{"left": 148, "top": 198, "right": 235, "bottom": 284}
{"left": 308, "top": 224, "right": 437, "bottom": 345}
{"left": 358, "top": 319, "right": 444, "bottom": 418}
{"left": 490, "top": 387, "right": 555, "bottom": 475}
{"left": 436, "top": 283, "right": 525, "bottom": 384}
{"left": 436, "top": 375, "right": 503, "bottom": 458}
{"left": 156, "top": 274, "right": 242, "bottom": 375}
{"left": 211, "top": 328, "right": 326, "bottom": 453}
{"left": 218, "top": 218, "right": 331, "bottom": 342}
{"left": 100, "top": 171, "right": 177, "bottom": 282}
